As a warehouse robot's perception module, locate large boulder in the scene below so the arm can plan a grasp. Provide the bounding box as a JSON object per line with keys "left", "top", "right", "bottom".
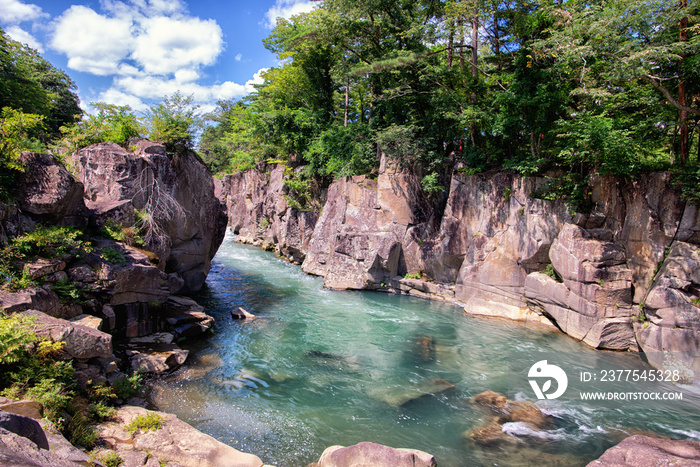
{"left": 72, "top": 140, "right": 227, "bottom": 293}
{"left": 97, "top": 406, "right": 264, "bottom": 467}
{"left": 0, "top": 411, "right": 48, "bottom": 450}
{"left": 313, "top": 441, "right": 436, "bottom": 467}
{"left": 587, "top": 435, "right": 700, "bottom": 466}
{"left": 16, "top": 152, "right": 86, "bottom": 227}
{"left": 0, "top": 427, "right": 80, "bottom": 467}
{"left": 23, "top": 309, "right": 112, "bottom": 360}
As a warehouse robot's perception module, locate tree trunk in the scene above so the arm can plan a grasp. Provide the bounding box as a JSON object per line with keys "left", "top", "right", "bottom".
{"left": 344, "top": 78, "right": 349, "bottom": 127}
{"left": 493, "top": 9, "right": 501, "bottom": 71}
{"left": 470, "top": 7, "right": 478, "bottom": 147}
{"left": 678, "top": 0, "right": 689, "bottom": 162}
{"left": 448, "top": 20, "right": 455, "bottom": 68}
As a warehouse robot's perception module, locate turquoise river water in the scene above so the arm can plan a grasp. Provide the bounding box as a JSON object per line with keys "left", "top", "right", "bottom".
{"left": 153, "top": 231, "right": 700, "bottom": 466}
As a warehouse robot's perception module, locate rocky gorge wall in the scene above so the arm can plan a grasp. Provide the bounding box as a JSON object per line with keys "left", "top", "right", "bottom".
{"left": 220, "top": 157, "right": 700, "bottom": 379}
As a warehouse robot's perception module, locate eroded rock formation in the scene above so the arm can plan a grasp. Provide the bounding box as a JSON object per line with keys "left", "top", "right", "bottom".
{"left": 71, "top": 140, "right": 227, "bottom": 293}
{"left": 221, "top": 161, "right": 700, "bottom": 378}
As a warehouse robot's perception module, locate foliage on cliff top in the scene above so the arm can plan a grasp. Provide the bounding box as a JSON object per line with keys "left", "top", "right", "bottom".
{"left": 0, "top": 107, "right": 45, "bottom": 200}
{"left": 0, "top": 225, "right": 92, "bottom": 289}
{"left": 200, "top": 0, "right": 699, "bottom": 206}
{"left": 0, "top": 28, "right": 81, "bottom": 141}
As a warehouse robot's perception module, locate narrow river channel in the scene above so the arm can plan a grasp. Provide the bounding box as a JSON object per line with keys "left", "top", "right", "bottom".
{"left": 152, "top": 230, "right": 700, "bottom": 466}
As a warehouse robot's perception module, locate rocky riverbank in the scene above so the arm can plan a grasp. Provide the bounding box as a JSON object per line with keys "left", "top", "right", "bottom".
{"left": 219, "top": 155, "right": 700, "bottom": 380}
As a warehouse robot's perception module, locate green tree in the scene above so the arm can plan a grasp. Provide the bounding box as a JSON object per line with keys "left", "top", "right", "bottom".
{"left": 0, "top": 107, "right": 44, "bottom": 199}
{"left": 0, "top": 28, "right": 81, "bottom": 140}
{"left": 59, "top": 103, "right": 143, "bottom": 151}
{"left": 146, "top": 92, "right": 204, "bottom": 150}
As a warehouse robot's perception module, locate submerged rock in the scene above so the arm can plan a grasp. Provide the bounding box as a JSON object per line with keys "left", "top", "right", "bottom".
{"left": 312, "top": 441, "right": 436, "bottom": 467}
{"left": 467, "top": 390, "right": 553, "bottom": 447}
{"left": 231, "top": 307, "right": 257, "bottom": 320}
{"left": 369, "top": 378, "right": 457, "bottom": 407}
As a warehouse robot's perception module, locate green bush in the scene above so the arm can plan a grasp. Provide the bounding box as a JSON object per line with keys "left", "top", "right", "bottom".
{"left": 145, "top": 92, "right": 203, "bottom": 149}
{"left": 112, "top": 372, "right": 143, "bottom": 400}
{"left": 305, "top": 124, "right": 375, "bottom": 178}
{"left": 9, "top": 225, "right": 92, "bottom": 259}
{"left": 100, "top": 452, "right": 123, "bottom": 467}
{"left": 59, "top": 103, "right": 142, "bottom": 152}
{"left": 100, "top": 219, "right": 144, "bottom": 247}
{"left": 0, "top": 107, "right": 45, "bottom": 200}
{"left": 0, "top": 314, "right": 75, "bottom": 424}
{"left": 125, "top": 413, "right": 165, "bottom": 435}
{"left": 101, "top": 247, "right": 126, "bottom": 266}
{"left": 50, "top": 277, "right": 85, "bottom": 304}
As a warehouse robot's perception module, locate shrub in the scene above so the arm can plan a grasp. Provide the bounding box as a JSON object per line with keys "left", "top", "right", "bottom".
{"left": 100, "top": 452, "right": 124, "bottom": 467}
{"left": 0, "top": 314, "right": 75, "bottom": 425}
{"left": 59, "top": 103, "right": 143, "bottom": 152}
{"left": 125, "top": 413, "right": 165, "bottom": 435}
{"left": 101, "top": 247, "right": 126, "bottom": 266}
{"left": 0, "top": 107, "right": 45, "bottom": 200}
{"left": 50, "top": 277, "right": 85, "bottom": 303}
{"left": 145, "top": 92, "right": 204, "bottom": 149}
{"left": 10, "top": 225, "right": 92, "bottom": 259}
{"left": 112, "top": 372, "right": 143, "bottom": 400}
{"left": 100, "top": 219, "right": 144, "bottom": 247}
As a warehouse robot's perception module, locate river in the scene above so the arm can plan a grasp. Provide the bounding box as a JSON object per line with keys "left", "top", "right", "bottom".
{"left": 152, "top": 231, "right": 700, "bottom": 466}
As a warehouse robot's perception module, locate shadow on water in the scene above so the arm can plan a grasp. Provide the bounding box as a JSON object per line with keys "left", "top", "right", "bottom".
{"left": 151, "top": 235, "right": 700, "bottom": 467}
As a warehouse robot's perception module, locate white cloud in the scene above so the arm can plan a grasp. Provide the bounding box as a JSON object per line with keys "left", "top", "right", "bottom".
{"left": 5, "top": 25, "right": 43, "bottom": 52}
{"left": 49, "top": 0, "right": 265, "bottom": 113}
{"left": 132, "top": 16, "right": 223, "bottom": 74}
{"left": 0, "top": 0, "right": 44, "bottom": 23}
{"left": 97, "top": 88, "right": 148, "bottom": 112}
{"left": 51, "top": 5, "right": 133, "bottom": 76}
{"left": 265, "top": 0, "right": 316, "bottom": 28}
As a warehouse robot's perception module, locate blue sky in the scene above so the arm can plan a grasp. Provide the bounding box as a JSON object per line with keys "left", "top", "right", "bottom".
{"left": 0, "top": 0, "right": 318, "bottom": 112}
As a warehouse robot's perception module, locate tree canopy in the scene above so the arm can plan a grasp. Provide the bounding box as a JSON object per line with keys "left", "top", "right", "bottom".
{"left": 202, "top": 0, "right": 699, "bottom": 203}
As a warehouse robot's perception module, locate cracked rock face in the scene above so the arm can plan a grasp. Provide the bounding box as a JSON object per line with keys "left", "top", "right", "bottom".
{"left": 72, "top": 140, "right": 227, "bottom": 293}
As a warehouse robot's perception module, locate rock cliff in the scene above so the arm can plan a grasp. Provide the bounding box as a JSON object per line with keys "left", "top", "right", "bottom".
{"left": 71, "top": 140, "right": 227, "bottom": 293}
{"left": 221, "top": 160, "right": 700, "bottom": 378}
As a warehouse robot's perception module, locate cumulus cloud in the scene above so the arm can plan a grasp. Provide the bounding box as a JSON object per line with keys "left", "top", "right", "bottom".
{"left": 51, "top": 5, "right": 134, "bottom": 75}
{"left": 0, "top": 0, "right": 47, "bottom": 50}
{"left": 0, "top": 0, "right": 44, "bottom": 23}
{"left": 4, "top": 25, "right": 43, "bottom": 52}
{"left": 97, "top": 88, "right": 148, "bottom": 112}
{"left": 46, "top": 0, "right": 266, "bottom": 113}
{"left": 112, "top": 67, "right": 267, "bottom": 103}
{"left": 265, "top": 0, "right": 316, "bottom": 28}
{"left": 132, "top": 16, "right": 223, "bottom": 74}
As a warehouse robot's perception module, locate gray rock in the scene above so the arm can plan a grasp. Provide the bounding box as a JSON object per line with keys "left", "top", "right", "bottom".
{"left": 97, "top": 406, "right": 263, "bottom": 467}
{"left": 0, "top": 411, "right": 48, "bottom": 449}
{"left": 0, "top": 398, "right": 43, "bottom": 419}
{"left": 313, "top": 441, "right": 436, "bottom": 467}
{"left": 130, "top": 344, "right": 189, "bottom": 374}
{"left": 587, "top": 435, "right": 700, "bottom": 466}
{"left": 0, "top": 427, "right": 80, "bottom": 466}
{"left": 72, "top": 140, "right": 226, "bottom": 293}
{"left": 24, "top": 309, "right": 112, "bottom": 360}
{"left": 22, "top": 259, "right": 66, "bottom": 281}
{"left": 17, "top": 152, "right": 87, "bottom": 227}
